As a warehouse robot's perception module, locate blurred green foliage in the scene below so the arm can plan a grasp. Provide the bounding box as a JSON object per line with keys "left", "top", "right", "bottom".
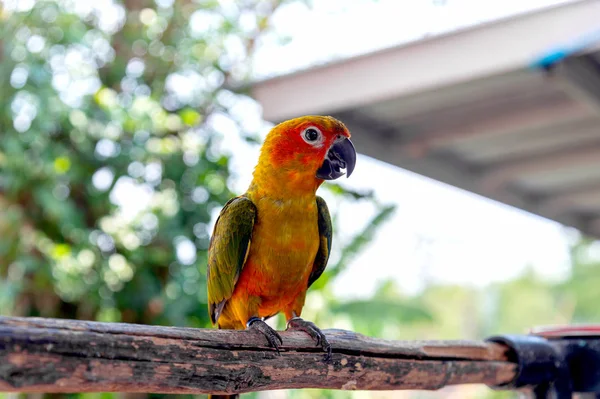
{"left": 2, "top": 1, "right": 600, "bottom": 399}
{"left": 0, "top": 0, "right": 274, "bottom": 327}
{"left": 0, "top": 0, "right": 400, "bottom": 320}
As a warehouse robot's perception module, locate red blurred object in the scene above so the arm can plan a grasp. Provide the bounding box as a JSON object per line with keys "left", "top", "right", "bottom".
{"left": 530, "top": 325, "right": 600, "bottom": 338}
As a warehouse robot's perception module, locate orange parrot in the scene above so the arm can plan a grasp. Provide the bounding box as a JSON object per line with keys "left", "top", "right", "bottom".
{"left": 206, "top": 115, "right": 356, "bottom": 398}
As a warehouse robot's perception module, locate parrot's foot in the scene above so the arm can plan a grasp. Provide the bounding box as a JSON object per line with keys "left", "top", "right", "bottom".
{"left": 287, "top": 317, "right": 332, "bottom": 361}
{"left": 247, "top": 317, "right": 283, "bottom": 354}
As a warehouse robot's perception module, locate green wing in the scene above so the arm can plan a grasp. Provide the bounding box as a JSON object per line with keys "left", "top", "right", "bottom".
{"left": 307, "top": 196, "right": 333, "bottom": 289}
{"left": 207, "top": 196, "right": 257, "bottom": 325}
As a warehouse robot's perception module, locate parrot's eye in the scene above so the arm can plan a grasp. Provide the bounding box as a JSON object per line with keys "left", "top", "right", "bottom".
{"left": 302, "top": 127, "right": 322, "bottom": 145}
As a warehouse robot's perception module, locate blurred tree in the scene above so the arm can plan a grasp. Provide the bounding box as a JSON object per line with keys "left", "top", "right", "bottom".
{"left": 1, "top": 0, "right": 269, "bottom": 326}
{"left": 0, "top": 0, "right": 394, "bottom": 333}
{"left": 484, "top": 267, "right": 570, "bottom": 336}
{"left": 555, "top": 237, "right": 600, "bottom": 323}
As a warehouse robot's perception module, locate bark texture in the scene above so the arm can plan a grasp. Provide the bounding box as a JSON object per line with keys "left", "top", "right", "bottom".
{"left": 0, "top": 316, "right": 517, "bottom": 394}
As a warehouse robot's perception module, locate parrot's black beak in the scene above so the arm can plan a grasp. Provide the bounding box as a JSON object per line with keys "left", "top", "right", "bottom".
{"left": 316, "top": 137, "right": 356, "bottom": 180}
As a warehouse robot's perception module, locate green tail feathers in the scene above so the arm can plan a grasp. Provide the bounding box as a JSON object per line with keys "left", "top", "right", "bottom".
{"left": 208, "top": 395, "right": 239, "bottom": 399}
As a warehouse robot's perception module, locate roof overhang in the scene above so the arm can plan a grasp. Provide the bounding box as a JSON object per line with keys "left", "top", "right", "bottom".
{"left": 251, "top": 0, "right": 600, "bottom": 237}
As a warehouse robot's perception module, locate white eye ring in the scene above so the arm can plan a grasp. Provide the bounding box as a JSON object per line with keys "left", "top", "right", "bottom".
{"left": 301, "top": 126, "right": 323, "bottom": 146}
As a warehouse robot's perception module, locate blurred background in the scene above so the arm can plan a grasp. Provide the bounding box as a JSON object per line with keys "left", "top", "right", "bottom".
{"left": 1, "top": 0, "right": 600, "bottom": 398}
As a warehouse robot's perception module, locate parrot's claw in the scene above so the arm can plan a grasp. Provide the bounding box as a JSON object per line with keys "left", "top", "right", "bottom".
{"left": 247, "top": 317, "right": 283, "bottom": 354}
{"left": 286, "top": 317, "right": 332, "bottom": 361}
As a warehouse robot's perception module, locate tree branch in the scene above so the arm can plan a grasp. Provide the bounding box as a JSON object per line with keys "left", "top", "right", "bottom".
{"left": 0, "top": 316, "right": 516, "bottom": 395}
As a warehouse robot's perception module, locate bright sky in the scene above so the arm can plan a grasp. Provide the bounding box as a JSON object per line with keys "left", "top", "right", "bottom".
{"left": 252, "top": 0, "right": 575, "bottom": 79}
{"left": 237, "top": 0, "right": 580, "bottom": 298}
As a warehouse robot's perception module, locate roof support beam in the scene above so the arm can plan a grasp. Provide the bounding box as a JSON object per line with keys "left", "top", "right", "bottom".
{"left": 480, "top": 145, "right": 600, "bottom": 192}
{"left": 554, "top": 54, "right": 600, "bottom": 114}
{"left": 458, "top": 117, "right": 600, "bottom": 164}
{"left": 590, "top": 218, "right": 600, "bottom": 236}
{"left": 403, "top": 97, "right": 589, "bottom": 156}
{"left": 538, "top": 184, "right": 600, "bottom": 216}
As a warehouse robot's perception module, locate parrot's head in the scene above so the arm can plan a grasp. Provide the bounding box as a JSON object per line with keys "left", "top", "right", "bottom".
{"left": 254, "top": 115, "right": 356, "bottom": 195}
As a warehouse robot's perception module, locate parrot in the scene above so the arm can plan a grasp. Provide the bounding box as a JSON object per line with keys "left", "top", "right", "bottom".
{"left": 206, "top": 115, "right": 356, "bottom": 399}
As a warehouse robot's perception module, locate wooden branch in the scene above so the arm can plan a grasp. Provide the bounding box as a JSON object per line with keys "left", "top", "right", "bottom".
{"left": 0, "top": 316, "right": 516, "bottom": 395}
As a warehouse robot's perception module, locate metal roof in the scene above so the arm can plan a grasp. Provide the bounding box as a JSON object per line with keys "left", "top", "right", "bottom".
{"left": 251, "top": 0, "right": 600, "bottom": 237}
